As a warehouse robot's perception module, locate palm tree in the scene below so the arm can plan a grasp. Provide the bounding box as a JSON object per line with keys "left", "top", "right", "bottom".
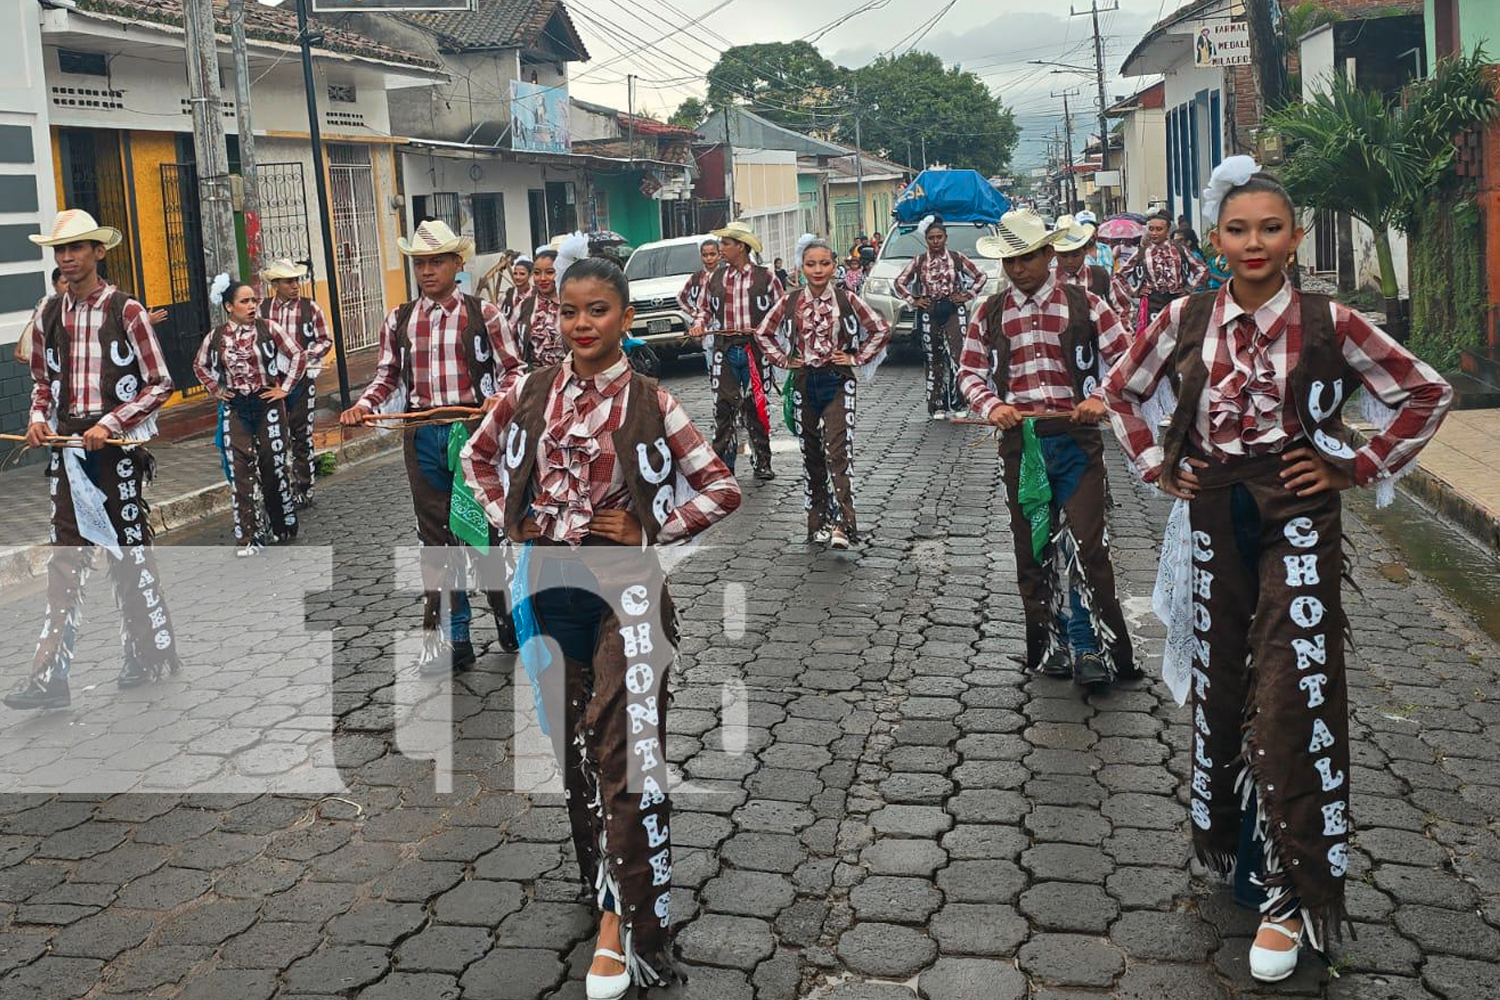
{"left": 1264, "top": 50, "right": 1499, "bottom": 318}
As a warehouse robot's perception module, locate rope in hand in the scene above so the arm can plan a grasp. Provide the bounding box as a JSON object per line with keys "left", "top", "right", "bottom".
{"left": 1, "top": 432, "right": 148, "bottom": 447}
{"left": 356, "top": 406, "right": 485, "bottom": 428}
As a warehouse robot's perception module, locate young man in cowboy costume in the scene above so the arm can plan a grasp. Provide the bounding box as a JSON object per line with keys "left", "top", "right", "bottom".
{"left": 688, "top": 221, "right": 784, "bottom": 479}
{"left": 260, "top": 259, "right": 332, "bottom": 506}
{"left": 958, "top": 210, "right": 1139, "bottom": 690}
{"left": 340, "top": 220, "right": 525, "bottom": 672}
{"left": 894, "top": 215, "right": 988, "bottom": 420}
{"left": 11, "top": 210, "right": 181, "bottom": 710}
{"left": 1054, "top": 215, "right": 1120, "bottom": 313}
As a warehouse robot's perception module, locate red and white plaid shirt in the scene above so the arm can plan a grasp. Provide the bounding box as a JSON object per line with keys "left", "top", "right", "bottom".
{"left": 754, "top": 284, "right": 892, "bottom": 368}
{"left": 1057, "top": 262, "right": 1122, "bottom": 314}
{"left": 1113, "top": 239, "right": 1207, "bottom": 308}
{"left": 461, "top": 356, "right": 742, "bottom": 546}
{"left": 28, "top": 282, "right": 173, "bottom": 434}
{"left": 263, "top": 296, "right": 332, "bottom": 363}
{"left": 526, "top": 290, "right": 566, "bottom": 367}
{"left": 692, "top": 262, "right": 784, "bottom": 335}
{"left": 894, "top": 250, "right": 988, "bottom": 302}
{"left": 192, "top": 319, "right": 306, "bottom": 397}
{"left": 958, "top": 276, "right": 1130, "bottom": 418}
{"left": 1104, "top": 283, "right": 1454, "bottom": 486}
{"left": 358, "top": 291, "right": 522, "bottom": 410}
{"left": 677, "top": 268, "right": 711, "bottom": 313}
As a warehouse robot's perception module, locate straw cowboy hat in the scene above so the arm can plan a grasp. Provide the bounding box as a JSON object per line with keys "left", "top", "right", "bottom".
{"left": 262, "top": 258, "right": 308, "bottom": 281}
{"left": 1052, "top": 214, "right": 1098, "bottom": 254}
{"left": 976, "top": 209, "right": 1065, "bottom": 260}
{"left": 398, "top": 219, "right": 475, "bottom": 261}
{"left": 30, "top": 209, "right": 122, "bottom": 250}
{"left": 711, "top": 220, "right": 763, "bottom": 256}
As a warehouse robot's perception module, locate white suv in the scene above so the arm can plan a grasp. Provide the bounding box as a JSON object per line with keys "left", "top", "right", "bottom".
{"left": 622, "top": 234, "right": 714, "bottom": 359}
{"left": 860, "top": 222, "right": 1006, "bottom": 353}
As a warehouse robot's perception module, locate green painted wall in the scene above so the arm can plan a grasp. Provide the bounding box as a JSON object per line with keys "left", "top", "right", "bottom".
{"left": 1426, "top": 0, "right": 1500, "bottom": 63}
{"left": 592, "top": 172, "right": 662, "bottom": 247}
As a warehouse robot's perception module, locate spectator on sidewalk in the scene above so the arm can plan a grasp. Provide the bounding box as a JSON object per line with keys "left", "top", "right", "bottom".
{"left": 12, "top": 268, "right": 66, "bottom": 366}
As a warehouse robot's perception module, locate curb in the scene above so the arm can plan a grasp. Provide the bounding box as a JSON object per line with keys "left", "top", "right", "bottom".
{"left": 1349, "top": 424, "right": 1500, "bottom": 558}
{"left": 0, "top": 430, "right": 403, "bottom": 588}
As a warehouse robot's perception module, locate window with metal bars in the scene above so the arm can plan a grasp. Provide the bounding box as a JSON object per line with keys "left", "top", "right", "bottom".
{"left": 471, "top": 194, "right": 506, "bottom": 254}
{"left": 413, "top": 192, "right": 460, "bottom": 231}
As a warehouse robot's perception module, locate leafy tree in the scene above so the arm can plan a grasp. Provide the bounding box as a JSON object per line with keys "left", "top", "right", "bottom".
{"left": 669, "top": 97, "right": 707, "bottom": 129}
{"left": 1264, "top": 50, "right": 1499, "bottom": 303}
{"left": 705, "top": 41, "right": 845, "bottom": 132}
{"left": 846, "top": 52, "right": 1019, "bottom": 175}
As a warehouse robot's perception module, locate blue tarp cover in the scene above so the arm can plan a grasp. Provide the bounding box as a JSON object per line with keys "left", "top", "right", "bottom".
{"left": 893, "top": 169, "right": 1011, "bottom": 225}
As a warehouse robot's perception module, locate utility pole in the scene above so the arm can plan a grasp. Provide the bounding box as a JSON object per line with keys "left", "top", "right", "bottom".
{"left": 852, "top": 79, "right": 865, "bottom": 236}
{"left": 229, "top": 0, "right": 262, "bottom": 280}
{"left": 1054, "top": 89, "right": 1080, "bottom": 213}
{"left": 1244, "top": 0, "right": 1284, "bottom": 123}
{"left": 183, "top": 0, "right": 237, "bottom": 285}
{"left": 294, "top": 0, "right": 352, "bottom": 407}
{"left": 920, "top": 134, "right": 928, "bottom": 170}
{"left": 1072, "top": 1, "right": 1119, "bottom": 215}
{"left": 627, "top": 74, "right": 636, "bottom": 164}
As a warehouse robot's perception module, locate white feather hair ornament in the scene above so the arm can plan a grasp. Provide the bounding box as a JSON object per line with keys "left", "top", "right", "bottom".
{"left": 1201, "top": 155, "right": 1261, "bottom": 226}
{"left": 794, "top": 233, "right": 819, "bottom": 266}
{"left": 553, "top": 232, "right": 591, "bottom": 280}
{"left": 208, "top": 272, "right": 232, "bottom": 307}
{"left": 916, "top": 214, "right": 939, "bottom": 237}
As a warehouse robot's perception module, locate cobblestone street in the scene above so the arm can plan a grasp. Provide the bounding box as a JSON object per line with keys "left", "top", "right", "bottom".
{"left": 1, "top": 360, "right": 1498, "bottom": 1000}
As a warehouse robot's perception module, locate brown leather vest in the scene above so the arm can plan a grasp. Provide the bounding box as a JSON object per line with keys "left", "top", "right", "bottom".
{"left": 260, "top": 297, "right": 315, "bottom": 350}
{"left": 500, "top": 367, "right": 677, "bottom": 544}
{"left": 1159, "top": 290, "right": 1359, "bottom": 475}
{"left": 705, "top": 264, "right": 775, "bottom": 334}
{"left": 42, "top": 289, "right": 141, "bottom": 414}
{"left": 974, "top": 283, "right": 1100, "bottom": 403}
{"left": 391, "top": 294, "right": 497, "bottom": 403}
{"left": 204, "top": 320, "right": 284, "bottom": 390}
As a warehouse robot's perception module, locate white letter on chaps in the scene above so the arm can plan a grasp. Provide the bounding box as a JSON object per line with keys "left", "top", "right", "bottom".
{"left": 1290, "top": 596, "right": 1325, "bottom": 629}
{"left": 639, "top": 774, "right": 665, "bottom": 810}
{"left": 1299, "top": 673, "right": 1329, "bottom": 708}
{"left": 643, "top": 813, "right": 669, "bottom": 849}
{"left": 1314, "top": 756, "right": 1345, "bottom": 792}
{"left": 620, "top": 623, "right": 653, "bottom": 657}
{"left": 1321, "top": 800, "right": 1348, "bottom": 836}
{"left": 648, "top": 849, "right": 672, "bottom": 887}
{"left": 633, "top": 738, "right": 661, "bottom": 770}
{"left": 627, "top": 697, "right": 659, "bottom": 735}
{"left": 624, "top": 662, "right": 654, "bottom": 694}
{"left": 1284, "top": 516, "right": 1318, "bottom": 549}
{"left": 1292, "top": 635, "right": 1327, "bottom": 671}
{"left": 1308, "top": 717, "right": 1336, "bottom": 754}
{"left": 1327, "top": 842, "right": 1349, "bottom": 878}
{"left": 1284, "top": 554, "right": 1320, "bottom": 587}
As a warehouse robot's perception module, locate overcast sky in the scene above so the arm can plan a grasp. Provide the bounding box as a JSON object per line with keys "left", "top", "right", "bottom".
{"left": 565, "top": 0, "right": 1173, "bottom": 174}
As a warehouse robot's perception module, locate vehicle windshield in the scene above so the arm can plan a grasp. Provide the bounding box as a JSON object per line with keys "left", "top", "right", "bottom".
{"left": 624, "top": 244, "right": 705, "bottom": 280}
{"left": 879, "top": 222, "right": 991, "bottom": 261}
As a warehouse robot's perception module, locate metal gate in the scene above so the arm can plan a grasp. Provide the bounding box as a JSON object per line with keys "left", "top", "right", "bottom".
{"left": 1313, "top": 210, "right": 1338, "bottom": 274}
{"left": 59, "top": 128, "right": 139, "bottom": 299}
{"left": 259, "top": 161, "right": 313, "bottom": 280}
{"left": 160, "top": 162, "right": 210, "bottom": 389}
{"left": 327, "top": 144, "right": 384, "bottom": 351}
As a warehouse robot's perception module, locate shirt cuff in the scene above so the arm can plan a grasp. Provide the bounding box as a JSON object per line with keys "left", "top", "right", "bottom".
{"left": 97, "top": 413, "right": 125, "bottom": 436}
{"left": 1138, "top": 445, "right": 1165, "bottom": 483}
{"left": 29, "top": 408, "right": 49, "bottom": 426}
{"left": 1353, "top": 451, "right": 1379, "bottom": 489}
{"left": 974, "top": 397, "right": 1003, "bottom": 421}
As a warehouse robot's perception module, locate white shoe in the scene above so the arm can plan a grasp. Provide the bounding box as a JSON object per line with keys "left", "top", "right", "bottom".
{"left": 235, "top": 543, "right": 261, "bottom": 558}
{"left": 1248, "top": 919, "right": 1302, "bottom": 983}
{"left": 829, "top": 527, "right": 851, "bottom": 550}
{"left": 930, "top": 411, "right": 946, "bottom": 421}
{"left": 812, "top": 527, "right": 833, "bottom": 545}
{"left": 586, "top": 948, "right": 630, "bottom": 1000}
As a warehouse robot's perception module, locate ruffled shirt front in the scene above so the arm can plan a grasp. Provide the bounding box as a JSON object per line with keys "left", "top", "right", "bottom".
{"left": 1206, "top": 283, "right": 1294, "bottom": 456}
{"left": 529, "top": 358, "right": 631, "bottom": 544}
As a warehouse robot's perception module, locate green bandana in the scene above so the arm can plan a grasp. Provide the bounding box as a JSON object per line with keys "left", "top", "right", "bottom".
{"left": 1017, "top": 418, "right": 1053, "bottom": 561}
{"left": 447, "top": 422, "right": 491, "bottom": 553}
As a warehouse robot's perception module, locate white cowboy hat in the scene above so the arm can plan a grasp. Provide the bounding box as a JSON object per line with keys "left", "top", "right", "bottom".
{"left": 262, "top": 258, "right": 308, "bottom": 281}
{"left": 1052, "top": 215, "right": 1098, "bottom": 254}
{"left": 711, "top": 220, "right": 764, "bottom": 256}
{"left": 398, "top": 219, "right": 475, "bottom": 261}
{"left": 976, "top": 210, "right": 1065, "bottom": 260}
{"left": 30, "top": 209, "right": 122, "bottom": 250}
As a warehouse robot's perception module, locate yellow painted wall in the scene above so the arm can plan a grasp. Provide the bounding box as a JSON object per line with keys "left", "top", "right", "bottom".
{"left": 127, "top": 131, "right": 179, "bottom": 307}
{"left": 50, "top": 130, "right": 63, "bottom": 209}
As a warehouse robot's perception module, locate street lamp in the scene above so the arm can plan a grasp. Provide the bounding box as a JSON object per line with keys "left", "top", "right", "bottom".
{"left": 256, "top": 0, "right": 353, "bottom": 408}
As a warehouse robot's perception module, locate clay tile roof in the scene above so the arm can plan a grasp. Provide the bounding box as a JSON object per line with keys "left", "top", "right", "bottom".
{"left": 73, "top": 0, "right": 439, "bottom": 69}
{"left": 398, "top": 0, "right": 588, "bottom": 59}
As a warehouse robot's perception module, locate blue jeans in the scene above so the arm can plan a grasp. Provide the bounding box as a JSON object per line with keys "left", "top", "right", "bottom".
{"left": 1040, "top": 433, "right": 1099, "bottom": 656}
{"left": 531, "top": 556, "right": 609, "bottom": 665}
{"left": 412, "top": 424, "right": 472, "bottom": 643}
{"left": 803, "top": 367, "right": 842, "bottom": 411}
{"left": 725, "top": 343, "right": 753, "bottom": 391}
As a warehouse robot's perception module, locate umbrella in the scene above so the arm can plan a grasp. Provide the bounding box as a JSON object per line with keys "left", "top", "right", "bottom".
{"left": 1097, "top": 218, "right": 1145, "bottom": 240}
{"left": 1109, "top": 212, "right": 1150, "bottom": 225}
{"left": 588, "top": 229, "right": 628, "bottom": 246}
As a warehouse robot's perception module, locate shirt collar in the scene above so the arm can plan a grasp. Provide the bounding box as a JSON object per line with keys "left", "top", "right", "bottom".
{"left": 423, "top": 290, "right": 462, "bottom": 315}
{"left": 805, "top": 283, "right": 837, "bottom": 305}
{"left": 1218, "top": 279, "right": 1293, "bottom": 334}
{"left": 1007, "top": 274, "right": 1059, "bottom": 309}
{"left": 563, "top": 354, "right": 632, "bottom": 397}
{"left": 65, "top": 282, "right": 113, "bottom": 311}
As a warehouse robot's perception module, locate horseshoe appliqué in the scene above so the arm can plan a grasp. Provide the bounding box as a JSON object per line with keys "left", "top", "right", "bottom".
{"left": 110, "top": 339, "right": 136, "bottom": 368}
{"left": 651, "top": 483, "right": 676, "bottom": 525}
{"left": 1314, "top": 428, "right": 1356, "bottom": 460}
{"left": 504, "top": 424, "right": 527, "bottom": 469}
{"left": 638, "top": 437, "right": 673, "bottom": 485}
{"left": 46, "top": 347, "right": 61, "bottom": 373}
{"left": 1075, "top": 342, "right": 1095, "bottom": 372}
{"left": 1308, "top": 379, "right": 1344, "bottom": 424}
{"left": 474, "top": 335, "right": 493, "bottom": 363}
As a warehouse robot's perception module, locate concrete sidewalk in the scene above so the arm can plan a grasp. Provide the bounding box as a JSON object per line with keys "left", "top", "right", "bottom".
{"left": 0, "top": 352, "right": 399, "bottom": 584}
{"left": 1389, "top": 407, "right": 1500, "bottom": 555}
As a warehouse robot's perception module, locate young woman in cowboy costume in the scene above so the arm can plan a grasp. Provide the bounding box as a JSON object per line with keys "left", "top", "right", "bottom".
{"left": 194, "top": 277, "right": 307, "bottom": 556}
{"left": 1104, "top": 159, "right": 1452, "bottom": 982}
{"left": 462, "top": 257, "right": 741, "bottom": 998}
{"left": 894, "top": 214, "right": 988, "bottom": 420}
